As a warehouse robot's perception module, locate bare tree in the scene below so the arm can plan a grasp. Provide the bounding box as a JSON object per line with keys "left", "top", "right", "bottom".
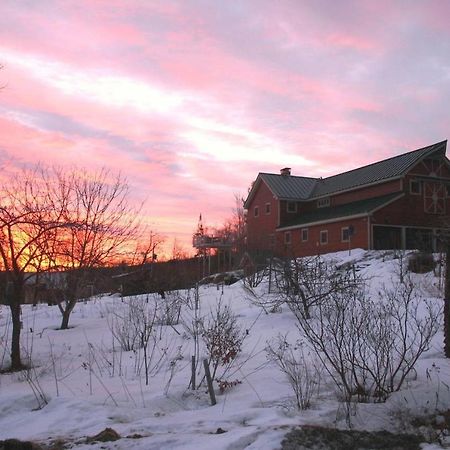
{"left": 54, "top": 168, "right": 141, "bottom": 329}
{"left": 0, "top": 167, "right": 67, "bottom": 370}
{"left": 275, "top": 256, "right": 359, "bottom": 319}
{"left": 129, "top": 229, "right": 164, "bottom": 266}
{"left": 214, "top": 193, "right": 246, "bottom": 259}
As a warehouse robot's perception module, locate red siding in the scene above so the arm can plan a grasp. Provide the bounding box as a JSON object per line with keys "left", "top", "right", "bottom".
{"left": 408, "top": 158, "right": 450, "bottom": 177}
{"left": 331, "top": 179, "right": 402, "bottom": 206}
{"left": 277, "top": 217, "right": 369, "bottom": 257}
{"left": 245, "top": 151, "right": 450, "bottom": 259}
{"left": 246, "top": 181, "right": 279, "bottom": 252}
{"left": 371, "top": 194, "right": 450, "bottom": 228}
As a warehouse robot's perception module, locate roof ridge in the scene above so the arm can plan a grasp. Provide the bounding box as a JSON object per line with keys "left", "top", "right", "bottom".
{"left": 322, "top": 140, "right": 447, "bottom": 182}
{"left": 259, "top": 172, "right": 318, "bottom": 180}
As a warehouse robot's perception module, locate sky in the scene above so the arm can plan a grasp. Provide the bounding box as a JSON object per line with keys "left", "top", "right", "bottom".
{"left": 1, "top": 0, "right": 449, "bottom": 257}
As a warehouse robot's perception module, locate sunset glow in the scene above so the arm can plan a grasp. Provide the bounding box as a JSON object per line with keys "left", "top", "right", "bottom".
{"left": 1, "top": 1, "right": 449, "bottom": 257}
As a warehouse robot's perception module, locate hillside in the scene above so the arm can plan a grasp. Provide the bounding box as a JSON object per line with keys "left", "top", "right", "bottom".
{"left": 0, "top": 249, "right": 448, "bottom": 449}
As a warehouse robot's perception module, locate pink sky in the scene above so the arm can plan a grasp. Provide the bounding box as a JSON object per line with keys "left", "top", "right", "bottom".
{"left": 1, "top": 1, "right": 449, "bottom": 257}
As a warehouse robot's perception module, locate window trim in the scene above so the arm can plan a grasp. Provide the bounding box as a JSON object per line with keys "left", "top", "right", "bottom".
{"left": 341, "top": 227, "right": 350, "bottom": 243}
{"left": 410, "top": 179, "right": 421, "bottom": 195}
{"left": 284, "top": 231, "right": 292, "bottom": 245}
{"left": 286, "top": 201, "right": 297, "bottom": 213}
{"left": 317, "top": 197, "right": 331, "bottom": 208}
{"left": 319, "top": 230, "right": 328, "bottom": 245}
{"left": 254, "top": 205, "right": 259, "bottom": 217}
{"left": 265, "top": 202, "right": 271, "bottom": 215}
{"left": 301, "top": 228, "right": 309, "bottom": 242}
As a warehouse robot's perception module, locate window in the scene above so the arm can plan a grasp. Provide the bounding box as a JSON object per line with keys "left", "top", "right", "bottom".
{"left": 254, "top": 206, "right": 259, "bottom": 217}
{"left": 287, "top": 202, "right": 297, "bottom": 213}
{"left": 320, "top": 230, "right": 328, "bottom": 245}
{"left": 410, "top": 179, "right": 421, "bottom": 195}
{"left": 317, "top": 197, "right": 330, "bottom": 208}
{"left": 301, "top": 228, "right": 309, "bottom": 242}
{"left": 341, "top": 227, "right": 350, "bottom": 242}
{"left": 265, "top": 202, "right": 271, "bottom": 214}
{"left": 284, "top": 231, "right": 291, "bottom": 245}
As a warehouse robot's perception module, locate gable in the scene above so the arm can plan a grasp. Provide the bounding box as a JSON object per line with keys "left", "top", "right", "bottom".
{"left": 244, "top": 172, "right": 317, "bottom": 208}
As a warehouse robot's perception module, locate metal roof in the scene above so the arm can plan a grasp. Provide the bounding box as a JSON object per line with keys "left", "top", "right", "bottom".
{"left": 311, "top": 140, "right": 447, "bottom": 198}
{"left": 278, "top": 192, "right": 403, "bottom": 229}
{"left": 259, "top": 173, "right": 317, "bottom": 200}
{"left": 245, "top": 141, "right": 447, "bottom": 206}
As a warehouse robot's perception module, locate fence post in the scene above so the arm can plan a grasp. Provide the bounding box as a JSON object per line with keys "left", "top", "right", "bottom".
{"left": 203, "top": 359, "right": 216, "bottom": 406}
{"left": 191, "top": 355, "right": 196, "bottom": 390}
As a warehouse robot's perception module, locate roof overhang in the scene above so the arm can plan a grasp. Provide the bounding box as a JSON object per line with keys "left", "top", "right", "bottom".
{"left": 278, "top": 212, "right": 370, "bottom": 231}
{"left": 277, "top": 193, "right": 404, "bottom": 231}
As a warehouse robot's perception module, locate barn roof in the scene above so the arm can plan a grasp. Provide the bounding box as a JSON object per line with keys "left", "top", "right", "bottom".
{"left": 278, "top": 192, "right": 403, "bottom": 230}
{"left": 311, "top": 140, "right": 447, "bottom": 198}
{"left": 244, "top": 140, "right": 447, "bottom": 207}
{"left": 258, "top": 173, "right": 317, "bottom": 200}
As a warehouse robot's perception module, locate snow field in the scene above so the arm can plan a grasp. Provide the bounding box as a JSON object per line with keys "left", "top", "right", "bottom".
{"left": 0, "top": 249, "right": 448, "bottom": 449}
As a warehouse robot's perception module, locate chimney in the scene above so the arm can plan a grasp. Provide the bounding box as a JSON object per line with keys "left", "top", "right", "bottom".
{"left": 280, "top": 167, "right": 291, "bottom": 176}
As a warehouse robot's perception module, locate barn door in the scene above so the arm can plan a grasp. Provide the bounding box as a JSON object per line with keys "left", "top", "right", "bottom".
{"left": 423, "top": 181, "right": 446, "bottom": 214}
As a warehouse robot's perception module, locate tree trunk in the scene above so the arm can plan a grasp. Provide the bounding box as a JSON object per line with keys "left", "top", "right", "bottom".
{"left": 60, "top": 300, "right": 76, "bottom": 330}
{"left": 10, "top": 301, "right": 23, "bottom": 371}
{"left": 444, "top": 248, "right": 450, "bottom": 357}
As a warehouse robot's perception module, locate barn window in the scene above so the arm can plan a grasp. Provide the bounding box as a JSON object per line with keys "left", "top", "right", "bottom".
{"left": 254, "top": 206, "right": 259, "bottom": 217}
{"left": 284, "top": 231, "right": 292, "bottom": 245}
{"left": 317, "top": 197, "right": 330, "bottom": 208}
{"left": 265, "top": 203, "right": 271, "bottom": 214}
{"left": 410, "top": 179, "right": 421, "bottom": 195}
{"left": 320, "top": 230, "right": 328, "bottom": 245}
{"left": 301, "top": 228, "right": 309, "bottom": 242}
{"left": 287, "top": 202, "right": 297, "bottom": 213}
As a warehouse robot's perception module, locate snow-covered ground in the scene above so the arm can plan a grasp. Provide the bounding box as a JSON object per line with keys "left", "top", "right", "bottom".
{"left": 0, "top": 249, "right": 448, "bottom": 449}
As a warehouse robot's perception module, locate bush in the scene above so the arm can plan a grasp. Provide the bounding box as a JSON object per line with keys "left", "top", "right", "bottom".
{"left": 267, "top": 335, "right": 321, "bottom": 410}
{"left": 408, "top": 253, "right": 436, "bottom": 273}
{"left": 201, "top": 301, "right": 245, "bottom": 381}
{"left": 296, "top": 275, "right": 441, "bottom": 402}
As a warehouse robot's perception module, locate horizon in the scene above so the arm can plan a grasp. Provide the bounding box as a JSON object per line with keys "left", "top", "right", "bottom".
{"left": 1, "top": 1, "right": 449, "bottom": 257}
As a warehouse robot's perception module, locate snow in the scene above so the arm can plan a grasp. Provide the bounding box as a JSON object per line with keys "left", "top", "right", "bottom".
{"left": 0, "top": 249, "right": 449, "bottom": 449}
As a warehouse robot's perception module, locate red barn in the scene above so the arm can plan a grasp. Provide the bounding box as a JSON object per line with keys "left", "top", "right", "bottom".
{"left": 244, "top": 140, "right": 450, "bottom": 258}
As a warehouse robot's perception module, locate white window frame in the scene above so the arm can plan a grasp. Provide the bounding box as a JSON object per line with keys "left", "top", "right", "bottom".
{"left": 317, "top": 197, "right": 331, "bottom": 208}
{"left": 287, "top": 202, "right": 297, "bottom": 213}
{"left": 301, "top": 228, "right": 309, "bottom": 242}
{"left": 265, "top": 202, "right": 271, "bottom": 215}
{"left": 254, "top": 205, "right": 259, "bottom": 217}
{"left": 320, "top": 230, "right": 328, "bottom": 245}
